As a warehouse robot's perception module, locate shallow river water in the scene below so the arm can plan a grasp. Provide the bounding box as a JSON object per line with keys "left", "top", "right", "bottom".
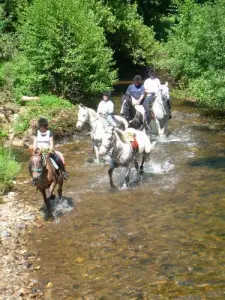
{"left": 18, "top": 92, "right": 225, "bottom": 299}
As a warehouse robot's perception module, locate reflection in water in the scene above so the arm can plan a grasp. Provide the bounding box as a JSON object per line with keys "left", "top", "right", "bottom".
{"left": 19, "top": 95, "right": 225, "bottom": 299}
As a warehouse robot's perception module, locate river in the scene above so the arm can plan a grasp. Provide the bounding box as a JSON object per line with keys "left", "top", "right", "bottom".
{"left": 17, "top": 86, "right": 225, "bottom": 299}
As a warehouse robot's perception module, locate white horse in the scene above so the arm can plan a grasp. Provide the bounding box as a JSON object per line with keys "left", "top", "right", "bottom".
{"left": 99, "top": 127, "right": 156, "bottom": 188}
{"left": 76, "top": 105, "right": 128, "bottom": 163}
{"left": 150, "top": 82, "right": 170, "bottom": 137}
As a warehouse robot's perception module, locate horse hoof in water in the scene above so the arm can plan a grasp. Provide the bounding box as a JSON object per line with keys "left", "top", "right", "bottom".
{"left": 50, "top": 194, "right": 56, "bottom": 200}
{"left": 44, "top": 213, "right": 54, "bottom": 221}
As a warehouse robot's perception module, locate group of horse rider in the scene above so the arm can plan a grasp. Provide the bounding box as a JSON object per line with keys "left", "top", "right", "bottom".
{"left": 32, "top": 69, "right": 171, "bottom": 182}
{"left": 97, "top": 68, "right": 171, "bottom": 129}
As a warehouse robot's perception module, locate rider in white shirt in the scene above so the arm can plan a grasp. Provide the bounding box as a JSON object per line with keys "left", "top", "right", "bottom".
{"left": 143, "top": 69, "right": 161, "bottom": 124}
{"left": 97, "top": 91, "right": 117, "bottom": 127}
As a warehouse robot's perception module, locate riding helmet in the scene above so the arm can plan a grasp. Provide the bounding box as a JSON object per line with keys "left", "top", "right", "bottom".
{"left": 148, "top": 67, "right": 156, "bottom": 77}
{"left": 102, "top": 91, "right": 111, "bottom": 97}
{"left": 134, "top": 75, "right": 142, "bottom": 82}
{"left": 38, "top": 117, "right": 48, "bottom": 127}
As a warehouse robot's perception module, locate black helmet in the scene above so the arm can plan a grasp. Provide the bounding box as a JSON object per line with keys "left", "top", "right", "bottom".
{"left": 134, "top": 75, "right": 142, "bottom": 82}
{"left": 102, "top": 91, "right": 111, "bottom": 97}
{"left": 38, "top": 117, "right": 48, "bottom": 127}
{"left": 148, "top": 67, "right": 156, "bottom": 77}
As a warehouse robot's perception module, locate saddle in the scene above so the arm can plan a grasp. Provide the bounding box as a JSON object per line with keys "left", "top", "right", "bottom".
{"left": 125, "top": 132, "right": 139, "bottom": 152}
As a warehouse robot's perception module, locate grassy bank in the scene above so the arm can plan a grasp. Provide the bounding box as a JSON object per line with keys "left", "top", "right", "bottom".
{"left": 13, "top": 94, "right": 78, "bottom": 138}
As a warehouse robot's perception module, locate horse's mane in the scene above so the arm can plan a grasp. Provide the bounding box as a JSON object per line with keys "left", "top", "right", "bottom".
{"left": 114, "top": 128, "right": 128, "bottom": 143}
{"left": 86, "top": 107, "right": 99, "bottom": 118}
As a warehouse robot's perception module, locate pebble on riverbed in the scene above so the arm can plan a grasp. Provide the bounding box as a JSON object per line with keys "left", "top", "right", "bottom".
{"left": 0, "top": 191, "right": 41, "bottom": 299}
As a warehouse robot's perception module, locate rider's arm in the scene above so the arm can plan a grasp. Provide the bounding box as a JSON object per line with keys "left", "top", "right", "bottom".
{"left": 49, "top": 132, "right": 54, "bottom": 152}
{"left": 137, "top": 86, "right": 145, "bottom": 104}
{"left": 143, "top": 79, "right": 149, "bottom": 94}
{"left": 97, "top": 101, "right": 104, "bottom": 115}
{"left": 107, "top": 101, "right": 114, "bottom": 115}
{"left": 33, "top": 136, "right": 37, "bottom": 151}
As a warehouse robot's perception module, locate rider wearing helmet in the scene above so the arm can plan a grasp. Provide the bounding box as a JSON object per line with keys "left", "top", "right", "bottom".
{"left": 97, "top": 91, "right": 117, "bottom": 127}
{"left": 33, "top": 117, "right": 69, "bottom": 180}
{"left": 126, "top": 75, "right": 145, "bottom": 105}
{"left": 143, "top": 68, "right": 161, "bottom": 125}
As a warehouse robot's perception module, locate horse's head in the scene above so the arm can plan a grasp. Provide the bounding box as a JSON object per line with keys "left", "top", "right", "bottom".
{"left": 120, "top": 94, "right": 133, "bottom": 121}
{"left": 29, "top": 149, "right": 44, "bottom": 185}
{"left": 99, "top": 127, "right": 114, "bottom": 156}
{"left": 160, "top": 82, "right": 170, "bottom": 101}
{"left": 76, "top": 105, "right": 89, "bottom": 129}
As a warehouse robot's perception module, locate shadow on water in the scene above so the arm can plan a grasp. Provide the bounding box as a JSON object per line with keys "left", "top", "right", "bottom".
{"left": 189, "top": 156, "right": 225, "bottom": 170}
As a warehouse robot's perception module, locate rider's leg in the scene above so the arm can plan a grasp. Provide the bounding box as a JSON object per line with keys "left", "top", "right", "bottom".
{"left": 142, "top": 98, "right": 151, "bottom": 125}
{"left": 106, "top": 115, "right": 117, "bottom": 127}
{"left": 51, "top": 153, "right": 69, "bottom": 180}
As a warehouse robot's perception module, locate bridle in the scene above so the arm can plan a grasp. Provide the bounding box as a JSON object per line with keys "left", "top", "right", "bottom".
{"left": 100, "top": 130, "right": 115, "bottom": 154}
{"left": 31, "top": 154, "right": 45, "bottom": 180}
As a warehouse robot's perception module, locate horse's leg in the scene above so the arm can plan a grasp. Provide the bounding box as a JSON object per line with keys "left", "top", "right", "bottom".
{"left": 155, "top": 118, "right": 162, "bottom": 137}
{"left": 58, "top": 180, "right": 63, "bottom": 200}
{"left": 93, "top": 142, "right": 100, "bottom": 163}
{"left": 125, "top": 163, "right": 132, "bottom": 187}
{"left": 134, "top": 159, "right": 139, "bottom": 173}
{"left": 40, "top": 189, "right": 53, "bottom": 219}
{"left": 140, "top": 155, "right": 145, "bottom": 175}
{"left": 108, "top": 161, "right": 117, "bottom": 188}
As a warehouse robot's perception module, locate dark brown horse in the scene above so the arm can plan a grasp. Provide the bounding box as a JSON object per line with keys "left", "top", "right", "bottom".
{"left": 29, "top": 149, "right": 63, "bottom": 219}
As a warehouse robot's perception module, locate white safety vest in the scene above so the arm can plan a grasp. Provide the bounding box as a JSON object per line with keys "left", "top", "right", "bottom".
{"left": 36, "top": 130, "right": 51, "bottom": 149}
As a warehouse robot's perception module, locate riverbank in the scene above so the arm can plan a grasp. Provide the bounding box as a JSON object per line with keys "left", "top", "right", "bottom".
{"left": 0, "top": 190, "right": 45, "bottom": 299}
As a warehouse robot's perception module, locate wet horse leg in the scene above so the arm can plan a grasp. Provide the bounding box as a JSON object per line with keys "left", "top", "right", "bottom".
{"left": 58, "top": 180, "right": 63, "bottom": 200}
{"left": 140, "top": 155, "right": 145, "bottom": 175}
{"left": 108, "top": 161, "right": 117, "bottom": 188}
{"left": 40, "top": 189, "right": 53, "bottom": 218}
{"left": 48, "top": 182, "right": 56, "bottom": 200}
{"left": 134, "top": 159, "right": 139, "bottom": 173}
{"left": 125, "top": 162, "right": 132, "bottom": 187}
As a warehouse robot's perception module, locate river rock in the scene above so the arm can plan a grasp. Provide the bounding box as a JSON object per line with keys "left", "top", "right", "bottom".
{"left": 1, "top": 231, "right": 12, "bottom": 238}
{"left": 11, "top": 139, "right": 24, "bottom": 147}
{"left": 45, "top": 282, "right": 53, "bottom": 289}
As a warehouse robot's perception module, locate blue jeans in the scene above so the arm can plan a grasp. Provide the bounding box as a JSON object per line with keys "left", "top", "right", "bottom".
{"left": 106, "top": 114, "right": 117, "bottom": 127}
{"left": 142, "top": 94, "right": 155, "bottom": 123}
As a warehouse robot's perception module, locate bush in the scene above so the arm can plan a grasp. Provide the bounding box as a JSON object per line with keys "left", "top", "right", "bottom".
{"left": 1, "top": 53, "right": 37, "bottom": 102}
{"left": 0, "top": 148, "right": 20, "bottom": 195}
{"left": 160, "top": 0, "right": 225, "bottom": 110}
{"left": 13, "top": 96, "right": 78, "bottom": 137}
{"left": 18, "top": 0, "right": 117, "bottom": 99}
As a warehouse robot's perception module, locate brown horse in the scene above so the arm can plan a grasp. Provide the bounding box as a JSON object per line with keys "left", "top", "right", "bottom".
{"left": 29, "top": 149, "right": 63, "bottom": 219}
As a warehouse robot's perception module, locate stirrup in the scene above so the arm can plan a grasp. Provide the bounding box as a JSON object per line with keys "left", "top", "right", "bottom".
{"left": 63, "top": 172, "right": 69, "bottom": 180}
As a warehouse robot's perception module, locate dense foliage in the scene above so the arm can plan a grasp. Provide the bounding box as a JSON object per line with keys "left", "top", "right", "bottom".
{"left": 13, "top": 95, "right": 78, "bottom": 137}
{"left": 0, "top": 148, "right": 20, "bottom": 195}
{"left": 160, "top": 0, "right": 225, "bottom": 109}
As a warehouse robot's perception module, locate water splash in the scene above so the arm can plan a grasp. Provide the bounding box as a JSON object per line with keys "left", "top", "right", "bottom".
{"left": 51, "top": 197, "right": 74, "bottom": 223}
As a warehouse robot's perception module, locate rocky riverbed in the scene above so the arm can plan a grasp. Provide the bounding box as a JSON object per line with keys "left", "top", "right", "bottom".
{"left": 0, "top": 191, "right": 45, "bottom": 299}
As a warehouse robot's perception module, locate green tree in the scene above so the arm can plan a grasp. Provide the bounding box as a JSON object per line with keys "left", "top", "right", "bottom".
{"left": 160, "top": 0, "right": 225, "bottom": 109}
{"left": 17, "top": 0, "right": 117, "bottom": 99}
